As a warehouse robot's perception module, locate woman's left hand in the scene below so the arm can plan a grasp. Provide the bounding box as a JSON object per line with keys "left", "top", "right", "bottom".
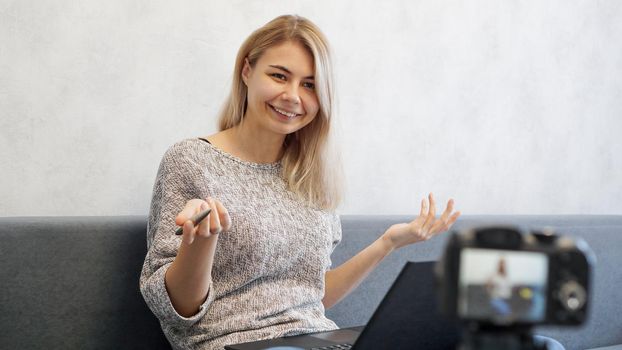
{"left": 381, "top": 193, "right": 460, "bottom": 251}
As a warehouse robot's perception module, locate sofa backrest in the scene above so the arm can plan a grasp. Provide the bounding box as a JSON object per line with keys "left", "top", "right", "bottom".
{"left": 0, "top": 216, "right": 170, "bottom": 349}
{"left": 1, "top": 215, "right": 621, "bottom": 350}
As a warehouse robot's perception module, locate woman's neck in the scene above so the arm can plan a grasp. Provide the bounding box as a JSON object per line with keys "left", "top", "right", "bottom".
{"left": 215, "top": 124, "right": 285, "bottom": 164}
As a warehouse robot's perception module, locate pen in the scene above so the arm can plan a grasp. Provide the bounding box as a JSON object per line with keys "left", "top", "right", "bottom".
{"left": 174, "top": 208, "right": 212, "bottom": 235}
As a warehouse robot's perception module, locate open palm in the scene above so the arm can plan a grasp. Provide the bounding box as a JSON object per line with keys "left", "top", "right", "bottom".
{"left": 383, "top": 193, "right": 460, "bottom": 250}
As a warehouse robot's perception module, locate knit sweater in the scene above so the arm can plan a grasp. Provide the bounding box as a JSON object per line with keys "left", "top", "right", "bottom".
{"left": 140, "top": 138, "right": 342, "bottom": 350}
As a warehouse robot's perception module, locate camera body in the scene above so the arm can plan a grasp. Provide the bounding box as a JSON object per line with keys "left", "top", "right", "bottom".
{"left": 437, "top": 226, "right": 594, "bottom": 328}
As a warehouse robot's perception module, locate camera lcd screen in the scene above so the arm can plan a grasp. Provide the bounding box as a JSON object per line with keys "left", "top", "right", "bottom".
{"left": 458, "top": 248, "right": 548, "bottom": 323}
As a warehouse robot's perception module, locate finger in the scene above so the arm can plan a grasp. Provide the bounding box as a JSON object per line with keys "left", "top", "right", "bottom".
{"left": 446, "top": 211, "right": 461, "bottom": 228}
{"left": 439, "top": 199, "right": 454, "bottom": 223}
{"left": 430, "top": 216, "right": 450, "bottom": 234}
{"left": 214, "top": 199, "right": 231, "bottom": 231}
{"left": 412, "top": 197, "right": 428, "bottom": 226}
{"left": 183, "top": 202, "right": 207, "bottom": 243}
{"left": 428, "top": 199, "right": 454, "bottom": 233}
{"left": 422, "top": 193, "right": 437, "bottom": 231}
{"left": 207, "top": 197, "right": 222, "bottom": 234}
{"left": 433, "top": 211, "right": 461, "bottom": 233}
{"left": 175, "top": 199, "right": 201, "bottom": 226}
{"left": 419, "top": 197, "right": 428, "bottom": 217}
{"left": 195, "top": 201, "right": 211, "bottom": 237}
{"left": 182, "top": 219, "right": 196, "bottom": 245}
{"left": 428, "top": 193, "right": 437, "bottom": 218}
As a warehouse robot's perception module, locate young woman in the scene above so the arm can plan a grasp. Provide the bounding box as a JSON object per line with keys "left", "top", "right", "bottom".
{"left": 486, "top": 258, "right": 513, "bottom": 316}
{"left": 140, "top": 15, "right": 460, "bottom": 350}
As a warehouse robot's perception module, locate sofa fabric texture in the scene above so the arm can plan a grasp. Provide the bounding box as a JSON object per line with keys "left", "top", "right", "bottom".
{"left": 1, "top": 215, "right": 620, "bottom": 350}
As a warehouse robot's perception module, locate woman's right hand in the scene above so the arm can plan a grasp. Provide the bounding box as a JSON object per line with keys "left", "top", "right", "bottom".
{"left": 175, "top": 197, "right": 232, "bottom": 245}
{"left": 166, "top": 197, "right": 230, "bottom": 316}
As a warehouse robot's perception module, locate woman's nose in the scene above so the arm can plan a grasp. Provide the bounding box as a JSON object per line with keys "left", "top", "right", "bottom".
{"left": 282, "top": 83, "right": 301, "bottom": 104}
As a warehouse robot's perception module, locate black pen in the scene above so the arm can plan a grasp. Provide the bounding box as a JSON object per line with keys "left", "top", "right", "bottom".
{"left": 174, "top": 208, "right": 212, "bottom": 235}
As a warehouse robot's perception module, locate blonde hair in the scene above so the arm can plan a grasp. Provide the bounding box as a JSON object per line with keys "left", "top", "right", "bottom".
{"left": 218, "top": 15, "right": 342, "bottom": 210}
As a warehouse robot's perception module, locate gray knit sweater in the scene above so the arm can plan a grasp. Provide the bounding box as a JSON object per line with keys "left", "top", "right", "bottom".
{"left": 140, "top": 138, "right": 342, "bottom": 350}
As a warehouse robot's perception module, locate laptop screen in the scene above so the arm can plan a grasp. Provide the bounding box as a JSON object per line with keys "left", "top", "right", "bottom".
{"left": 353, "top": 261, "right": 461, "bottom": 350}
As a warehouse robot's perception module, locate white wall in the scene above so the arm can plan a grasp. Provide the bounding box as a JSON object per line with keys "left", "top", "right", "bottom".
{"left": 1, "top": 0, "right": 621, "bottom": 216}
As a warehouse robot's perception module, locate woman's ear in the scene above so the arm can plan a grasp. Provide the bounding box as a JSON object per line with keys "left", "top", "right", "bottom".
{"left": 241, "top": 58, "right": 251, "bottom": 85}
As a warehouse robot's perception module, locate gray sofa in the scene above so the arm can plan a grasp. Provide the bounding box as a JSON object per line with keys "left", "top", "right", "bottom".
{"left": 1, "top": 215, "right": 620, "bottom": 349}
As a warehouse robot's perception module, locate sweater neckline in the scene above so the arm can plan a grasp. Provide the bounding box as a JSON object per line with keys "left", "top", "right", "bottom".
{"left": 197, "top": 138, "right": 282, "bottom": 170}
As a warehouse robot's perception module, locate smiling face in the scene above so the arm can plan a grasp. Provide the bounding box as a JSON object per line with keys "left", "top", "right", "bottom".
{"left": 241, "top": 40, "right": 319, "bottom": 137}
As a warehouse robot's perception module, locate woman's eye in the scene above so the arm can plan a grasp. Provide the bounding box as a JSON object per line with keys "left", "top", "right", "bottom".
{"left": 303, "top": 82, "right": 315, "bottom": 90}
{"left": 270, "top": 73, "right": 286, "bottom": 80}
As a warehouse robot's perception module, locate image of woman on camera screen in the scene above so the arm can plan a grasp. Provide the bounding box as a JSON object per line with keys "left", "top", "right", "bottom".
{"left": 486, "top": 257, "right": 512, "bottom": 316}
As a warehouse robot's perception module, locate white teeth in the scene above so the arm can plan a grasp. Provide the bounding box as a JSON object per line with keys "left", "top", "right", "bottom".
{"left": 273, "top": 106, "right": 298, "bottom": 118}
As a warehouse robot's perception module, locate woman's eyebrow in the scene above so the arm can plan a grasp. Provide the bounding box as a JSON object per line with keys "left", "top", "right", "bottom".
{"left": 269, "top": 65, "right": 314, "bottom": 80}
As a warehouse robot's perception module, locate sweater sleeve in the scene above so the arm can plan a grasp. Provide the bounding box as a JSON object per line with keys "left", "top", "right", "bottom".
{"left": 139, "top": 141, "right": 214, "bottom": 329}
{"left": 327, "top": 213, "right": 343, "bottom": 270}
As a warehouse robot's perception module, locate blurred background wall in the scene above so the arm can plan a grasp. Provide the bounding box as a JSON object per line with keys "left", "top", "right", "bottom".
{"left": 1, "top": 0, "right": 620, "bottom": 216}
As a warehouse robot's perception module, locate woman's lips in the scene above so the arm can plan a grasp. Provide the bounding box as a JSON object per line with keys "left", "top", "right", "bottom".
{"left": 269, "top": 104, "right": 301, "bottom": 119}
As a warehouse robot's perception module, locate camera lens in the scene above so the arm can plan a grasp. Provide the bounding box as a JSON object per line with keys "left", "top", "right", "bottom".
{"left": 558, "top": 280, "right": 586, "bottom": 312}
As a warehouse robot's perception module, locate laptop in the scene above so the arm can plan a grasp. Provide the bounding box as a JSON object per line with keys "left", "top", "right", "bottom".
{"left": 225, "top": 261, "right": 461, "bottom": 350}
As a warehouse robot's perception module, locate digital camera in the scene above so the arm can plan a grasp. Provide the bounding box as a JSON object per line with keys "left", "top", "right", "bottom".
{"left": 436, "top": 226, "right": 594, "bottom": 349}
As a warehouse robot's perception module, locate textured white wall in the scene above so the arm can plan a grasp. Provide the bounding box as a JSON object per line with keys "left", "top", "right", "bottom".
{"left": 1, "top": 1, "right": 621, "bottom": 216}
